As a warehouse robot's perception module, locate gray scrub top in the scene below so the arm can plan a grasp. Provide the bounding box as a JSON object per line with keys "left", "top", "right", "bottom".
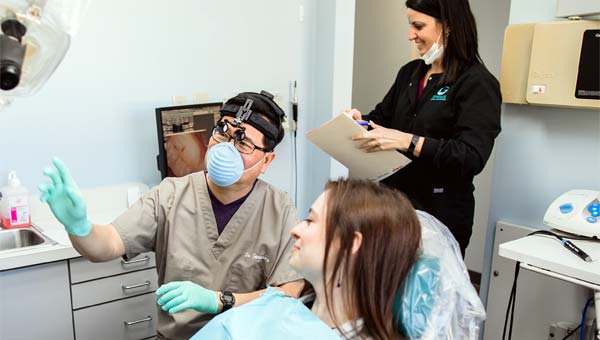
{"left": 112, "top": 171, "right": 302, "bottom": 340}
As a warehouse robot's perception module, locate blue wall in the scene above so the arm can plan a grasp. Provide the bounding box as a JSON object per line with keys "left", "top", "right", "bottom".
{"left": 481, "top": 0, "right": 600, "bottom": 304}
{"left": 295, "top": 0, "right": 338, "bottom": 217}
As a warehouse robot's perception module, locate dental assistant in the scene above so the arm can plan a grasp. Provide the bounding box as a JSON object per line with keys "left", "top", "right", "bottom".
{"left": 39, "top": 91, "right": 304, "bottom": 340}
{"left": 347, "top": 0, "right": 501, "bottom": 256}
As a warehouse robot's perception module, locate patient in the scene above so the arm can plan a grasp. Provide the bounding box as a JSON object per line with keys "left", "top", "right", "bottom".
{"left": 192, "top": 178, "right": 421, "bottom": 339}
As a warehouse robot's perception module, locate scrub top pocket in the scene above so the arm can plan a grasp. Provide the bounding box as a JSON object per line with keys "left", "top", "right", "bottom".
{"left": 225, "top": 262, "right": 265, "bottom": 293}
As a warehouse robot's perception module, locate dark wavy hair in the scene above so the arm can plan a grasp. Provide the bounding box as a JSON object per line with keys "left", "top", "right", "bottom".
{"left": 406, "top": 0, "right": 483, "bottom": 84}
{"left": 322, "top": 179, "right": 421, "bottom": 340}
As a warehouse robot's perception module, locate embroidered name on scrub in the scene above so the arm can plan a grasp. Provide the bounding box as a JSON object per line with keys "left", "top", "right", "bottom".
{"left": 431, "top": 86, "right": 450, "bottom": 101}
{"left": 244, "top": 252, "right": 271, "bottom": 263}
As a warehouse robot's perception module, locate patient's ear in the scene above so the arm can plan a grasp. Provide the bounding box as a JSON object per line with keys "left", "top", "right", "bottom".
{"left": 351, "top": 231, "right": 363, "bottom": 255}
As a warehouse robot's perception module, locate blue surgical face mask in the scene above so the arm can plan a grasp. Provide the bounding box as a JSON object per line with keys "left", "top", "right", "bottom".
{"left": 205, "top": 142, "right": 266, "bottom": 187}
{"left": 421, "top": 31, "right": 444, "bottom": 65}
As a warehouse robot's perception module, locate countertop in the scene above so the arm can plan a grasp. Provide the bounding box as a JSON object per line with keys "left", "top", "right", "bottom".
{"left": 0, "top": 183, "right": 147, "bottom": 271}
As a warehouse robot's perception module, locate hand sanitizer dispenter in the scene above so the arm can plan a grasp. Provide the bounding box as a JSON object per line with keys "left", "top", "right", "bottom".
{"left": 0, "top": 171, "right": 31, "bottom": 229}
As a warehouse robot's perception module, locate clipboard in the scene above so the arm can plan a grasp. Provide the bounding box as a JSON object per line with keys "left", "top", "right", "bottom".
{"left": 306, "top": 113, "right": 411, "bottom": 181}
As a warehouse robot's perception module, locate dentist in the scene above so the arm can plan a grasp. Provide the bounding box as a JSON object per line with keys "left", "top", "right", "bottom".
{"left": 39, "top": 91, "right": 304, "bottom": 340}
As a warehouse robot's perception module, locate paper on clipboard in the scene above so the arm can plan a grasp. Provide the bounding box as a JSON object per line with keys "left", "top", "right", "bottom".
{"left": 306, "top": 113, "right": 411, "bottom": 181}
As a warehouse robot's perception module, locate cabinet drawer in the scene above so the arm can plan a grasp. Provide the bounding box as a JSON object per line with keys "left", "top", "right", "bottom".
{"left": 70, "top": 252, "right": 156, "bottom": 283}
{"left": 74, "top": 293, "right": 157, "bottom": 340}
{"left": 72, "top": 268, "right": 158, "bottom": 309}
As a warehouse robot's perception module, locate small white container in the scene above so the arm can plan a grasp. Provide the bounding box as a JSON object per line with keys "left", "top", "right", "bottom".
{"left": 0, "top": 171, "right": 31, "bottom": 229}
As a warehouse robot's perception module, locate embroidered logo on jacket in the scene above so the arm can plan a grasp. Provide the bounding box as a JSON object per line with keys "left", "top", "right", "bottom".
{"left": 431, "top": 86, "right": 450, "bottom": 101}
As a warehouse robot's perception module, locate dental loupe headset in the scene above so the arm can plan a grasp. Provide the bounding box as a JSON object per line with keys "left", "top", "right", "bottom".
{"left": 217, "top": 90, "right": 285, "bottom": 152}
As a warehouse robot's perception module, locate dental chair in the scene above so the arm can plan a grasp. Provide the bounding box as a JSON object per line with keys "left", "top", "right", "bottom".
{"left": 394, "top": 210, "right": 486, "bottom": 340}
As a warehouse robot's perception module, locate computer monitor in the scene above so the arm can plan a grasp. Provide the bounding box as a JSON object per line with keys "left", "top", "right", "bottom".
{"left": 155, "top": 102, "right": 223, "bottom": 179}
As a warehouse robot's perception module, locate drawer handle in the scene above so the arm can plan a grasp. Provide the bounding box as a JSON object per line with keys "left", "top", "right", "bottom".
{"left": 121, "top": 255, "right": 150, "bottom": 265}
{"left": 122, "top": 280, "right": 151, "bottom": 291}
{"left": 124, "top": 316, "right": 152, "bottom": 326}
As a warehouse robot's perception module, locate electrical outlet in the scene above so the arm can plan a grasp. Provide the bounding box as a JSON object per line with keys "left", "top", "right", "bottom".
{"left": 547, "top": 321, "right": 595, "bottom": 340}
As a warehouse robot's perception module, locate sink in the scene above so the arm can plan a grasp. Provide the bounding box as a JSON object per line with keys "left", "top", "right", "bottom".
{"left": 0, "top": 227, "right": 53, "bottom": 252}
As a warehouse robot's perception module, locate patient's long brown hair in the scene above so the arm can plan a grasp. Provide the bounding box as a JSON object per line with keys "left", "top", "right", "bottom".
{"left": 322, "top": 179, "right": 421, "bottom": 340}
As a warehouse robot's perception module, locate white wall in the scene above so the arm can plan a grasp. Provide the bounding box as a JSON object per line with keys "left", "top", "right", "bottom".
{"left": 0, "top": 0, "right": 308, "bottom": 199}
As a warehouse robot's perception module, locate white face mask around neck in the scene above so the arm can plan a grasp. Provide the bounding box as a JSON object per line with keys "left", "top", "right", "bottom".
{"left": 421, "top": 31, "right": 444, "bottom": 65}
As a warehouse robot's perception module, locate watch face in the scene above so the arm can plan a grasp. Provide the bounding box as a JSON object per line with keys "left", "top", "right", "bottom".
{"left": 221, "top": 291, "right": 235, "bottom": 304}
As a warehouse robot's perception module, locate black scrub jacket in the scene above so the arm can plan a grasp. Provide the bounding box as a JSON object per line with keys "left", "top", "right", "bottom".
{"left": 366, "top": 59, "right": 502, "bottom": 254}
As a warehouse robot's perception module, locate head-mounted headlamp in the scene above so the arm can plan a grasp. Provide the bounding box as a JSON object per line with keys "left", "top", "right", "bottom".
{"left": 220, "top": 90, "right": 285, "bottom": 143}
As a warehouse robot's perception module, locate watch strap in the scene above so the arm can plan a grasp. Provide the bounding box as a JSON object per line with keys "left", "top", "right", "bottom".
{"left": 408, "top": 134, "right": 420, "bottom": 155}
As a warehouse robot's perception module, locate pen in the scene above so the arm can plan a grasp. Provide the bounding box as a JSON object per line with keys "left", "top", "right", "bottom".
{"left": 356, "top": 120, "right": 369, "bottom": 127}
{"left": 561, "top": 239, "right": 592, "bottom": 262}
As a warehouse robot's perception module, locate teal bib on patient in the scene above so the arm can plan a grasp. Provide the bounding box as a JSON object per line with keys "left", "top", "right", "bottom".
{"left": 191, "top": 287, "right": 339, "bottom": 340}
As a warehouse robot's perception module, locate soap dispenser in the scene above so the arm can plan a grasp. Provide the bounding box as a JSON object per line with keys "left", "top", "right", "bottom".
{"left": 0, "top": 171, "right": 31, "bottom": 229}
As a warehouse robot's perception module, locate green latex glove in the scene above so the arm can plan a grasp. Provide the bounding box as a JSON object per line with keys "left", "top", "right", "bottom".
{"left": 38, "top": 157, "right": 91, "bottom": 237}
{"left": 156, "top": 281, "right": 219, "bottom": 314}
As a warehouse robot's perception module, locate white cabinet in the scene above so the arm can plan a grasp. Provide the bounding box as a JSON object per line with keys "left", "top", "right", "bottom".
{"left": 0, "top": 261, "right": 74, "bottom": 340}
{"left": 70, "top": 253, "right": 158, "bottom": 340}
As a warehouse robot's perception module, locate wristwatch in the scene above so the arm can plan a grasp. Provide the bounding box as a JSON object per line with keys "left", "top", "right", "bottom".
{"left": 220, "top": 291, "right": 235, "bottom": 313}
{"left": 407, "top": 134, "right": 420, "bottom": 155}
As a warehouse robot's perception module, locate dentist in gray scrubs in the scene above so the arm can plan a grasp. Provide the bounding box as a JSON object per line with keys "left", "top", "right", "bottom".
{"left": 39, "top": 91, "right": 304, "bottom": 340}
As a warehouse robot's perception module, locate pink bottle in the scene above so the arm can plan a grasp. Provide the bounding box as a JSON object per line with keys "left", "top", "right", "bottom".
{"left": 0, "top": 171, "right": 31, "bottom": 229}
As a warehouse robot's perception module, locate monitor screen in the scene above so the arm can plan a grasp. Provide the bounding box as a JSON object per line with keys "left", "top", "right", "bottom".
{"left": 575, "top": 29, "right": 600, "bottom": 100}
{"left": 155, "top": 102, "right": 223, "bottom": 179}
